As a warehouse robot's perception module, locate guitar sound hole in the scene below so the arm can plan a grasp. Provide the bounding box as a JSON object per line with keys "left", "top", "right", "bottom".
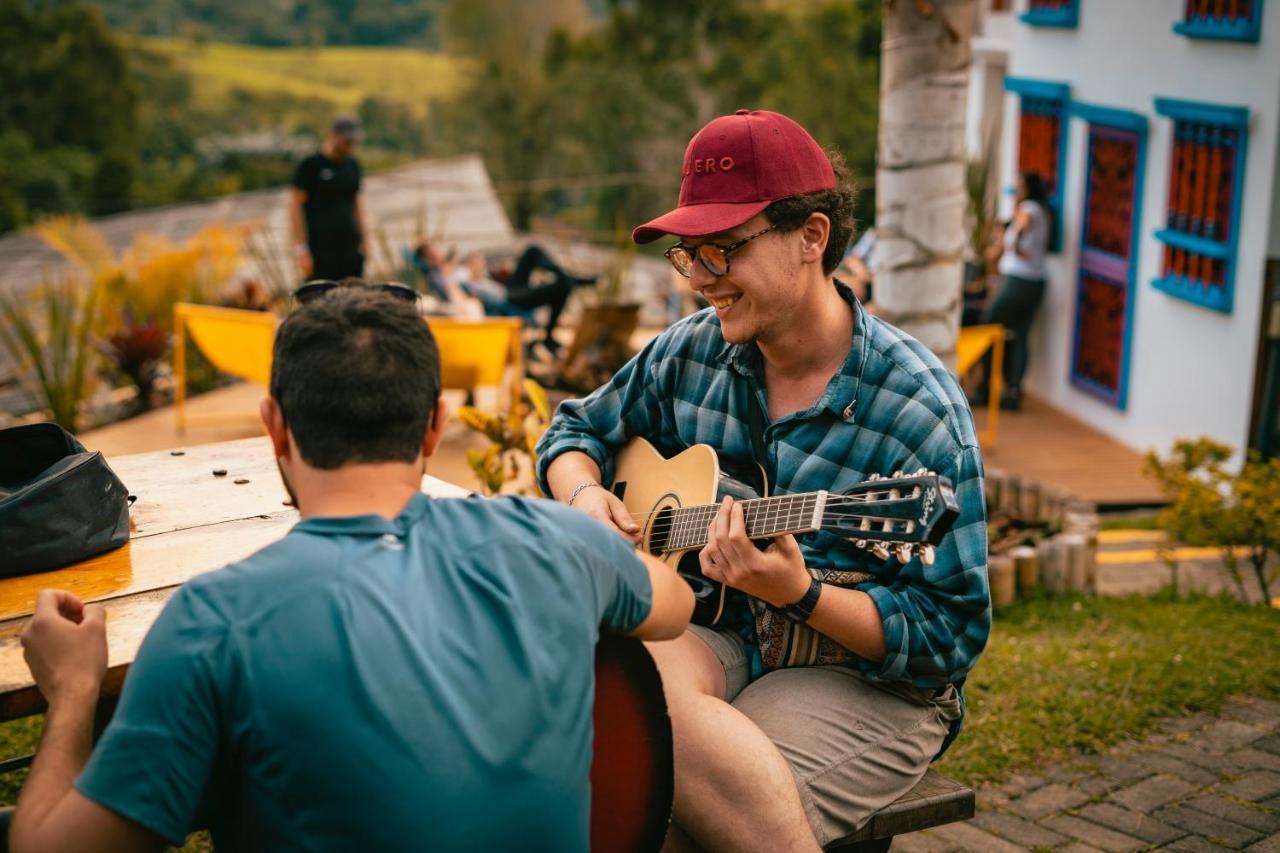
{"left": 648, "top": 507, "right": 675, "bottom": 554}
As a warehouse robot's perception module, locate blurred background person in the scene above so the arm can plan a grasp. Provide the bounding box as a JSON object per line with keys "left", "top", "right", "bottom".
{"left": 978, "top": 172, "right": 1052, "bottom": 411}
{"left": 290, "top": 115, "right": 368, "bottom": 282}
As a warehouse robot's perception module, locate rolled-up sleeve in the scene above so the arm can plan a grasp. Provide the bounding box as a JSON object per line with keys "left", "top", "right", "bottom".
{"left": 534, "top": 336, "right": 669, "bottom": 494}
{"left": 855, "top": 443, "right": 990, "bottom": 686}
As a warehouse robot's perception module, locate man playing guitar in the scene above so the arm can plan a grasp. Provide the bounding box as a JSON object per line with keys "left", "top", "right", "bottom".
{"left": 538, "top": 110, "right": 991, "bottom": 850}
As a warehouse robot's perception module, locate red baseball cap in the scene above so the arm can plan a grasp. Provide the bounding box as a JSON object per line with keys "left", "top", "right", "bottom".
{"left": 632, "top": 109, "right": 836, "bottom": 244}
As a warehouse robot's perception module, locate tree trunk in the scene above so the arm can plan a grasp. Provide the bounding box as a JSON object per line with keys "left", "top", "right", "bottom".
{"left": 875, "top": 0, "right": 976, "bottom": 363}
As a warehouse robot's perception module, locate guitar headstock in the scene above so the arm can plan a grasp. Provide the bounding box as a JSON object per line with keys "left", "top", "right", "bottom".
{"left": 819, "top": 469, "right": 959, "bottom": 565}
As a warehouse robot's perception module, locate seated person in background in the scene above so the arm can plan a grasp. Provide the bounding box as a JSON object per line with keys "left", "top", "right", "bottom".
{"left": 412, "top": 241, "right": 596, "bottom": 357}
{"left": 838, "top": 227, "right": 877, "bottom": 314}
{"left": 9, "top": 286, "right": 693, "bottom": 853}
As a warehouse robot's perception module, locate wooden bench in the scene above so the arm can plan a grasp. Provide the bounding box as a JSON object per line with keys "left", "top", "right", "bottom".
{"left": 825, "top": 769, "right": 975, "bottom": 851}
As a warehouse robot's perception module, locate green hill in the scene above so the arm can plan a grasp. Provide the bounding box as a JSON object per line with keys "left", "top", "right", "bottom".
{"left": 140, "top": 38, "right": 468, "bottom": 118}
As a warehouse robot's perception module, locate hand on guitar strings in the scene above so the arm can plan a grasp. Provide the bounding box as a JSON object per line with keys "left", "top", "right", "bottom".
{"left": 568, "top": 485, "right": 642, "bottom": 544}
{"left": 700, "top": 496, "right": 812, "bottom": 608}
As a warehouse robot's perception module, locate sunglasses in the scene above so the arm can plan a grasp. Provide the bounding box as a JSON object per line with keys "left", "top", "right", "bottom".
{"left": 293, "top": 280, "right": 418, "bottom": 307}
{"left": 664, "top": 224, "right": 777, "bottom": 278}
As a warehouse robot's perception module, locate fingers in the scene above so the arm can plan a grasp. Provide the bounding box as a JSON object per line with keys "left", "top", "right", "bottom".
{"left": 82, "top": 603, "right": 106, "bottom": 630}
{"left": 35, "top": 589, "right": 84, "bottom": 624}
{"left": 607, "top": 493, "right": 640, "bottom": 537}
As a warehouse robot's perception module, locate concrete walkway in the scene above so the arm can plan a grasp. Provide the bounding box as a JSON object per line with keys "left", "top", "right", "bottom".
{"left": 903, "top": 696, "right": 1280, "bottom": 851}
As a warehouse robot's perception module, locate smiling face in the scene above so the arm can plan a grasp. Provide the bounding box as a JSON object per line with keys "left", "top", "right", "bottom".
{"left": 675, "top": 213, "right": 810, "bottom": 347}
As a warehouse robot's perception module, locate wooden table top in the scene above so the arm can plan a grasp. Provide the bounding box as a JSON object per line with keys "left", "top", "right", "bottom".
{"left": 0, "top": 436, "right": 470, "bottom": 721}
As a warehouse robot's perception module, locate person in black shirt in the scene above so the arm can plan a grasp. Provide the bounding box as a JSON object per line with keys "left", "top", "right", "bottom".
{"left": 290, "top": 116, "right": 368, "bottom": 281}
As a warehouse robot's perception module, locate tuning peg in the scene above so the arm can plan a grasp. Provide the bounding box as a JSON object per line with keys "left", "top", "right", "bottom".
{"left": 868, "top": 473, "right": 882, "bottom": 481}
{"left": 871, "top": 542, "right": 891, "bottom": 560}
{"left": 892, "top": 469, "right": 903, "bottom": 478}
{"left": 915, "top": 468, "right": 929, "bottom": 477}
{"left": 918, "top": 544, "right": 936, "bottom": 566}
{"left": 896, "top": 543, "right": 913, "bottom": 564}
{"left": 854, "top": 539, "right": 867, "bottom": 549}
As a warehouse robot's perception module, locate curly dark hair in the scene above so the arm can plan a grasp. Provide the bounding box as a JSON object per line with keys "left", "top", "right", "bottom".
{"left": 762, "top": 148, "right": 858, "bottom": 276}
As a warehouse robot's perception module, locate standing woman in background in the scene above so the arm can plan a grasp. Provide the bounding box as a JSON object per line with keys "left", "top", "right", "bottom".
{"left": 982, "top": 171, "right": 1052, "bottom": 411}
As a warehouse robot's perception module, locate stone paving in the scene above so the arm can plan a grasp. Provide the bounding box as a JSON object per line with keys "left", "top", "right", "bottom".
{"left": 900, "top": 696, "right": 1280, "bottom": 851}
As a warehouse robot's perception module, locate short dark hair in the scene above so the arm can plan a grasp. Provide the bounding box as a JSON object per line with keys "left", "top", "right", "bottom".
{"left": 763, "top": 148, "right": 857, "bottom": 276}
{"left": 270, "top": 288, "right": 441, "bottom": 469}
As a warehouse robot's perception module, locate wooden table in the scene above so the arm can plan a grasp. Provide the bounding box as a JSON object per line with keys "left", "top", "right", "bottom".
{"left": 0, "top": 437, "right": 469, "bottom": 722}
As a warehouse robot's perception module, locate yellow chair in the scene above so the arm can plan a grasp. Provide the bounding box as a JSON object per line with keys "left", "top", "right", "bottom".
{"left": 424, "top": 316, "right": 525, "bottom": 412}
{"left": 955, "top": 324, "right": 1005, "bottom": 447}
{"left": 174, "top": 303, "right": 277, "bottom": 434}
{"left": 173, "top": 305, "right": 526, "bottom": 434}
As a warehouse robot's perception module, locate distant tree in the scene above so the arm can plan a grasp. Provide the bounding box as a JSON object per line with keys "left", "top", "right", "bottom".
{"left": 0, "top": 0, "right": 140, "bottom": 228}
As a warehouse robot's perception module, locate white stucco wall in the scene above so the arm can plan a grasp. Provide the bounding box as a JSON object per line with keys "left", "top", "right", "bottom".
{"left": 997, "top": 0, "right": 1280, "bottom": 456}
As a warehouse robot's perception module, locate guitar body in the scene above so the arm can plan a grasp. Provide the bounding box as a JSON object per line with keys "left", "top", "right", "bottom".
{"left": 591, "top": 635, "right": 672, "bottom": 852}
{"left": 612, "top": 438, "right": 759, "bottom": 626}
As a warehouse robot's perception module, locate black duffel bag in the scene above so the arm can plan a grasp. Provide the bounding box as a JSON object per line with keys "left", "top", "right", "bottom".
{"left": 0, "top": 423, "right": 131, "bottom": 577}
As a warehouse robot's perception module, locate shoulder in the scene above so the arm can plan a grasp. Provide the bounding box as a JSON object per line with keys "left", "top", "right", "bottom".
{"left": 860, "top": 314, "right": 979, "bottom": 453}
{"left": 292, "top": 154, "right": 321, "bottom": 183}
{"left": 464, "top": 495, "right": 626, "bottom": 549}
{"left": 178, "top": 532, "right": 339, "bottom": 622}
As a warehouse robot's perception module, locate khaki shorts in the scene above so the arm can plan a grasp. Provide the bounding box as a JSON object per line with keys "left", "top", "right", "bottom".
{"left": 688, "top": 624, "right": 962, "bottom": 846}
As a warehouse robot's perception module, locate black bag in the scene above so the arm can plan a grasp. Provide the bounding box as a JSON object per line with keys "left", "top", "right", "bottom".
{"left": 0, "top": 423, "right": 131, "bottom": 577}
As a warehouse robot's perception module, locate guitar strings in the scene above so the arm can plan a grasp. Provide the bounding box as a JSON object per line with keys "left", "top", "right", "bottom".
{"left": 631, "top": 492, "right": 916, "bottom": 543}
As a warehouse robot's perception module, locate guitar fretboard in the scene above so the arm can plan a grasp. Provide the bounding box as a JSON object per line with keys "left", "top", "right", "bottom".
{"left": 661, "top": 492, "right": 827, "bottom": 552}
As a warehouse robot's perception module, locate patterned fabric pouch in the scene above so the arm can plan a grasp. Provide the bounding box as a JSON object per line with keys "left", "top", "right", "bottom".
{"left": 752, "top": 568, "right": 873, "bottom": 669}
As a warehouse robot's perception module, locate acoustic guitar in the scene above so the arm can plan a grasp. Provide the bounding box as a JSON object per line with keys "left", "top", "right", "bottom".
{"left": 611, "top": 438, "right": 960, "bottom": 626}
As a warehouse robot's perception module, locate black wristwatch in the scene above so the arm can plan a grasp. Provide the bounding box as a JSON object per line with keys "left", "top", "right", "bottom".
{"left": 778, "top": 577, "right": 823, "bottom": 624}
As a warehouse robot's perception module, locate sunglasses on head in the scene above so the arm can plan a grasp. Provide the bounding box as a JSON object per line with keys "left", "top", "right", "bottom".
{"left": 293, "top": 279, "right": 418, "bottom": 307}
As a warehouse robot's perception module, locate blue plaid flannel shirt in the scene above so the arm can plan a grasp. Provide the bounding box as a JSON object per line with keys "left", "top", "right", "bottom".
{"left": 536, "top": 283, "right": 990, "bottom": 744}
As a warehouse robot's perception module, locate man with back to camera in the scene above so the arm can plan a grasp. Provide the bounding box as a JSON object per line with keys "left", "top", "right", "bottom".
{"left": 9, "top": 286, "right": 694, "bottom": 852}
{"left": 291, "top": 115, "right": 369, "bottom": 281}
{"left": 538, "top": 109, "right": 990, "bottom": 849}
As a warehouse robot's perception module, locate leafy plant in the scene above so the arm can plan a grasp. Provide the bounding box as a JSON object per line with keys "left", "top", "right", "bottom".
{"left": 457, "top": 379, "right": 552, "bottom": 496}
{"left": 0, "top": 278, "right": 100, "bottom": 432}
{"left": 965, "top": 134, "right": 999, "bottom": 271}
{"left": 99, "top": 309, "right": 169, "bottom": 413}
{"left": 1144, "top": 437, "right": 1280, "bottom": 602}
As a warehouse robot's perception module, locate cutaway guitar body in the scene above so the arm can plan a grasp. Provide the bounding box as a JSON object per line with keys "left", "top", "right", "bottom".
{"left": 613, "top": 438, "right": 764, "bottom": 626}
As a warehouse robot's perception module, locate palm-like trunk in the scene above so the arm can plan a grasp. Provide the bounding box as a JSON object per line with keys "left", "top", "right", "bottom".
{"left": 875, "top": 0, "right": 977, "bottom": 363}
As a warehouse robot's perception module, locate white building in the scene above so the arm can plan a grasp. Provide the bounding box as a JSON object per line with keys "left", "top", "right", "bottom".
{"left": 966, "top": 0, "right": 1280, "bottom": 458}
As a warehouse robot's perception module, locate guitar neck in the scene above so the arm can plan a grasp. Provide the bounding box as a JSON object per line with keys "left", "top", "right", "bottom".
{"left": 665, "top": 492, "right": 828, "bottom": 552}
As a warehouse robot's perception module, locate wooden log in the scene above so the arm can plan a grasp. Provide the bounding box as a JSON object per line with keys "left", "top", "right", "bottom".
{"left": 1037, "top": 537, "right": 1066, "bottom": 595}
{"left": 988, "top": 555, "right": 1016, "bottom": 610}
{"left": 1001, "top": 475, "right": 1022, "bottom": 520}
{"left": 1022, "top": 481, "right": 1042, "bottom": 524}
{"left": 1059, "top": 533, "right": 1089, "bottom": 593}
{"left": 1010, "top": 545, "right": 1038, "bottom": 597}
{"left": 985, "top": 468, "right": 1004, "bottom": 515}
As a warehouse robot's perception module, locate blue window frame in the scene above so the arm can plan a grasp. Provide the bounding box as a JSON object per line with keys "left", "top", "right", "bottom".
{"left": 1004, "top": 77, "right": 1071, "bottom": 251}
{"left": 1174, "top": 0, "right": 1264, "bottom": 42}
{"left": 1067, "top": 103, "right": 1148, "bottom": 409}
{"left": 1020, "top": 0, "right": 1080, "bottom": 28}
{"left": 1152, "top": 98, "right": 1250, "bottom": 313}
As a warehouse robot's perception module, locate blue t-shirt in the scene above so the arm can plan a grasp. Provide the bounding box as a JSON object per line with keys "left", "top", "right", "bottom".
{"left": 75, "top": 494, "right": 652, "bottom": 851}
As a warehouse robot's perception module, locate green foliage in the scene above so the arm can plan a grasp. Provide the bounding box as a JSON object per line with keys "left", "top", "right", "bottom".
{"left": 1144, "top": 437, "right": 1280, "bottom": 602}
{"left": 0, "top": 279, "right": 100, "bottom": 432}
{"left": 0, "top": 0, "right": 140, "bottom": 228}
{"left": 966, "top": 138, "right": 998, "bottom": 267}
{"left": 434, "top": 0, "right": 882, "bottom": 236}
{"left": 938, "top": 593, "right": 1280, "bottom": 784}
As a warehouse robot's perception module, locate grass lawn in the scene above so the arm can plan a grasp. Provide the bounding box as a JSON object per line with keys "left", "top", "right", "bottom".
{"left": 0, "top": 594, "right": 1273, "bottom": 841}
{"left": 139, "top": 38, "right": 468, "bottom": 117}
{"left": 939, "top": 592, "right": 1280, "bottom": 784}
